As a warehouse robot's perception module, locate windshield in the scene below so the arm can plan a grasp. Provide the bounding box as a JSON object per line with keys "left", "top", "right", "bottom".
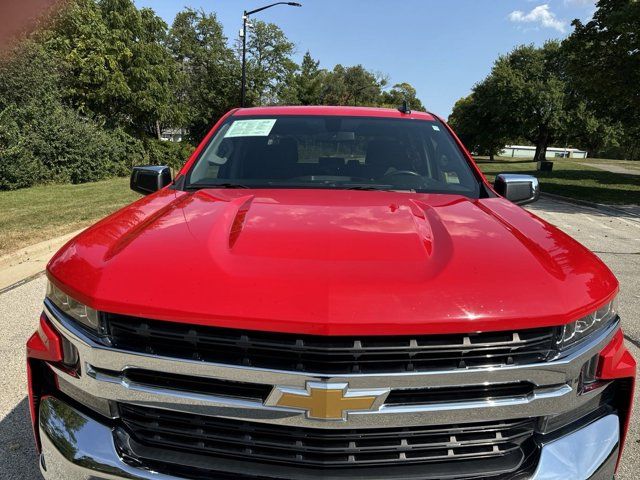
{"left": 187, "top": 115, "right": 480, "bottom": 197}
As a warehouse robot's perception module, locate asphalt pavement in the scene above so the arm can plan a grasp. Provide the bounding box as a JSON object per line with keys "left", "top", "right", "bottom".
{"left": 0, "top": 196, "right": 638, "bottom": 479}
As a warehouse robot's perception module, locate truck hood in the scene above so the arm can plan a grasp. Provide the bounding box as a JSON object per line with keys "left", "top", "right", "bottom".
{"left": 47, "top": 188, "right": 617, "bottom": 335}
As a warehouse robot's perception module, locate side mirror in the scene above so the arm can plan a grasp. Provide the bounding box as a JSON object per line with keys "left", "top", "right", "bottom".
{"left": 493, "top": 174, "right": 540, "bottom": 205}
{"left": 130, "top": 165, "right": 172, "bottom": 195}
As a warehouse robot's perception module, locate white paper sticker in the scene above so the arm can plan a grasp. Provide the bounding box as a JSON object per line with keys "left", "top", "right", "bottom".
{"left": 224, "top": 119, "right": 277, "bottom": 138}
{"left": 432, "top": 125, "right": 441, "bottom": 131}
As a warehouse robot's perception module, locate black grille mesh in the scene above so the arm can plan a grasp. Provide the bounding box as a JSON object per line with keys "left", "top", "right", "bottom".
{"left": 106, "top": 314, "right": 557, "bottom": 374}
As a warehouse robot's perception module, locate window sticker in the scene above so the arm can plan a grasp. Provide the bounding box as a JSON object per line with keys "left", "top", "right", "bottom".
{"left": 432, "top": 125, "right": 441, "bottom": 131}
{"left": 224, "top": 119, "right": 277, "bottom": 138}
{"left": 444, "top": 171, "right": 460, "bottom": 184}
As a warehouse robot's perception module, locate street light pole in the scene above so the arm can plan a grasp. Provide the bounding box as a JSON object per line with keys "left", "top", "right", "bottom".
{"left": 240, "top": 2, "right": 302, "bottom": 107}
{"left": 241, "top": 10, "right": 248, "bottom": 108}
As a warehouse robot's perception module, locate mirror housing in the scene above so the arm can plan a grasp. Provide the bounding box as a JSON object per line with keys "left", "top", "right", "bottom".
{"left": 493, "top": 174, "right": 540, "bottom": 205}
{"left": 130, "top": 165, "right": 172, "bottom": 195}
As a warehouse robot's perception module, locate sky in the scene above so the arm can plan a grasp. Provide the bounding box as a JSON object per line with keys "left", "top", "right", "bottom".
{"left": 135, "top": 0, "right": 597, "bottom": 118}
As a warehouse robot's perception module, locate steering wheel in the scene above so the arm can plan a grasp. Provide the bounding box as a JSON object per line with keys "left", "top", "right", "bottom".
{"left": 382, "top": 170, "right": 422, "bottom": 178}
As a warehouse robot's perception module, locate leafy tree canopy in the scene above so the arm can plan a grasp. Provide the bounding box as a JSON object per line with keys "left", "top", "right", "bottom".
{"left": 245, "top": 20, "right": 297, "bottom": 106}
{"left": 380, "top": 83, "right": 425, "bottom": 111}
{"left": 46, "top": 0, "right": 181, "bottom": 136}
{"left": 563, "top": 0, "right": 640, "bottom": 130}
{"left": 449, "top": 0, "right": 637, "bottom": 162}
{"left": 169, "top": 8, "right": 239, "bottom": 141}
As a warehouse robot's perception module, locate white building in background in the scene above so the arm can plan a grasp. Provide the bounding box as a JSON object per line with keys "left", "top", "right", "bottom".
{"left": 160, "top": 128, "right": 186, "bottom": 142}
{"left": 500, "top": 145, "right": 588, "bottom": 159}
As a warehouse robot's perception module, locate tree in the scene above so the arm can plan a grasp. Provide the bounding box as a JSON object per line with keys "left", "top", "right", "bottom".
{"left": 380, "top": 82, "right": 425, "bottom": 111}
{"left": 470, "top": 43, "right": 569, "bottom": 164}
{"left": 169, "top": 8, "right": 239, "bottom": 141}
{"left": 290, "top": 51, "right": 324, "bottom": 105}
{"left": 47, "top": 0, "right": 180, "bottom": 137}
{"left": 45, "top": 0, "right": 124, "bottom": 118}
{"left": 448, "top": 95, "right": 477, "bottom": 151}
{"left": 244, "top": 21, "right": 297, "bottom": 106}
{"left": 562, "top": 101, "right": 623, "bottom": 157}
{"left": 280, "top": 54, "right": 425, "bottom": 109}
{"left": 493, "top": 43, "right": 568, "bottom": 163}
{"left": 116, "top": 6, "right": 182, "bottom": 138}
{"left": 321, "top": 64, "right": 387, "bottom": 106}
{"left": 563, "top": 0, "right": 640, "bottom": 134}
{"left": 448, "top": 42, "right": 589, "bottom": 164}
{"left": 448, "top": 92, "right": 510, "bottom": 160}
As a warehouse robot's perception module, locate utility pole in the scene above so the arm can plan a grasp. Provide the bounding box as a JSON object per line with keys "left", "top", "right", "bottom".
{"left": 241, "top": 10, "right": 248, "bottom": 107}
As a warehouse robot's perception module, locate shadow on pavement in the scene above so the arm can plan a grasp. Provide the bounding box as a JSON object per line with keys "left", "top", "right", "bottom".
{"left": 0, "top": 397, "right": 41, "bottom": 480}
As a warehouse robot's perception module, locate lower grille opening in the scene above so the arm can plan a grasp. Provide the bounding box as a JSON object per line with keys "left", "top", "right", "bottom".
{"left": 119, "top": 452, "right": 538, "bottom": 480}
{"left": 118, "top": 403, "right": 536, "bottom": 475}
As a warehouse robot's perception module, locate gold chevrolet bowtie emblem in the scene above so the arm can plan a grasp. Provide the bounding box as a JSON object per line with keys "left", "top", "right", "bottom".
{"left": 265, "top": 382, "right": 389, "bottom": 421}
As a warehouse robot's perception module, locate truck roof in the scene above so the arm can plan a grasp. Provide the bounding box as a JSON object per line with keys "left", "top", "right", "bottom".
{"left": 233, "top": 105, "right": 436, "bottom": 121}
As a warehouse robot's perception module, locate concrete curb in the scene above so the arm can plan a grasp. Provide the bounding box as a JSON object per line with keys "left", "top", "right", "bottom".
{"left": 0, "top": 228, "right": 85, "bottom": 293}
{"left": 0, "top": 271, "right": 46, "bottom": 296}
{"left": 540, "top": 193, "right": 640, "bottom": 220}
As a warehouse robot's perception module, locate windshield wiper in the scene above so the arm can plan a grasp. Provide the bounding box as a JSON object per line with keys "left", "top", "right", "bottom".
{"left": 343, "top": 185, "right": 383, "bottom": 190}
{"left": 343, "top": 185, "right": 414, "bottom": 192}
{"left": 186, "top": 183, "right": 414, "bottom": 192}
{"left": 186, "top": 182, "right": 250, "bottom": 190}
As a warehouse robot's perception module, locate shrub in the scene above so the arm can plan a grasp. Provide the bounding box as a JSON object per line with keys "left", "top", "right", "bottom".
{"left": 104, "top": 128, "right": 147, "bottom": 176}
{"left": 0, "top": 39, "right": 148, "bottom": 189}
{"left": 0, "top": 107, "right": 48, "bottom": 189}
{"left": 142, "top": 139, "right": 194, "bottom": 172}
{"left": 0, "top": 102, "right": 148, "bottom": 189}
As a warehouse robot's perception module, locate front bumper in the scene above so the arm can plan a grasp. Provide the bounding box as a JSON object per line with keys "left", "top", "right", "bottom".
{"left": 39, "top": 396, "right": 619, "bottom": 480}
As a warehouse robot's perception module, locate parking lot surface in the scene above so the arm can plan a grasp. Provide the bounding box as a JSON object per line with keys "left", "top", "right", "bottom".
{"left": 0, "top": 196, "right": 638, "bottom": 479}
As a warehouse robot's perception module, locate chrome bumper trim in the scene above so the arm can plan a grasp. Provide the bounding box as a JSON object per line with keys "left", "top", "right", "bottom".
{"left": 44, "top": 301, "right": 619, "bottom": 429}
{"left": 39, "top": 396, "right": 620, "bottom": 480}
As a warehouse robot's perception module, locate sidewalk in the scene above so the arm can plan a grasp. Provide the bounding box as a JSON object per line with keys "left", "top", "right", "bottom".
{"left": 0, "top": 228, "right": 84, "bottom": 293}
{"left": 578, "top": 162, "right": 640, "bottom": 176}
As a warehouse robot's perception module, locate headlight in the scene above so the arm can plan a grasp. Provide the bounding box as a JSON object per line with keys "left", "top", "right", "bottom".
{"left": 47, "top": 281, "right": 100, "bottom": 332}
{"left": 557, "top": 298, "right": 618, "bottom": 351}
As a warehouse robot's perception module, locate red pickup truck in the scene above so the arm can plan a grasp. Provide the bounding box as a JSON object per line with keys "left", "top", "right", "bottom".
{"left": 28, "top": 106, "right": 635, "bottom": 480}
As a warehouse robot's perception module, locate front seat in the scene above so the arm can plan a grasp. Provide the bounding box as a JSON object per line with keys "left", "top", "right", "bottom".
{"left": 365, "top": 140, "right": 411, "bottom": 178}
{"left": 243, "top": 138, "right": 299, "bottom": 179}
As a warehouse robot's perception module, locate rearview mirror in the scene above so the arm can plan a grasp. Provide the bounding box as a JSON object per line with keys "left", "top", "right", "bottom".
{"left": 130, "top": 165, "right": 172, "bottom": 195}
{"left": 493, "top": 174, "right": 540, "bottom": 205}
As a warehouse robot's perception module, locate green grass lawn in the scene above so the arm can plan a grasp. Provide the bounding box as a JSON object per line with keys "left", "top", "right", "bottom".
{"left": 476, "top": 158, "right": 640, "bottom": 205}
{"left": 0, "top": 177, "right": 140, "bottom": 257}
